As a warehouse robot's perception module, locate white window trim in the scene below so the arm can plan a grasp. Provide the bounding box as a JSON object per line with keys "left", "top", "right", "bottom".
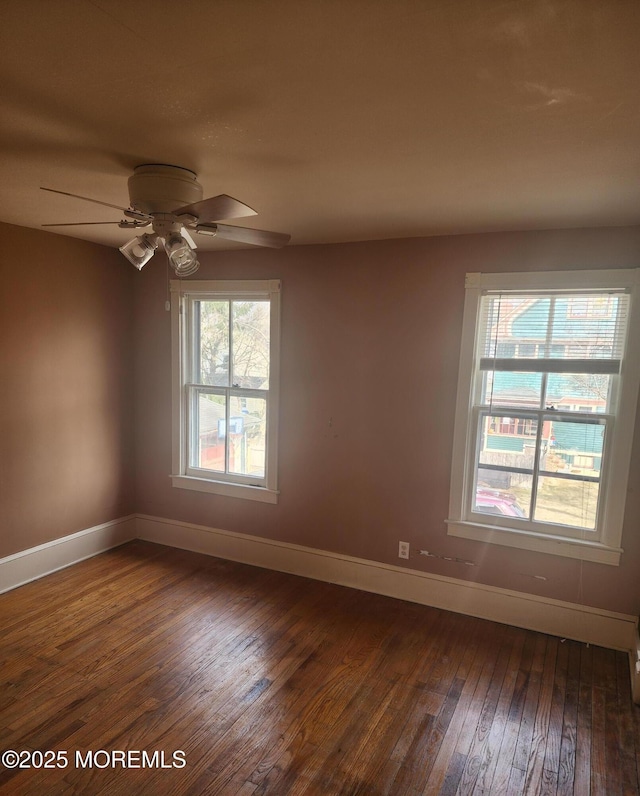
{"left": 170, "top": 279, "right": 281, "bottom": 504}
{"left": 447, "top": 268, "right": 640, "bottom": 565}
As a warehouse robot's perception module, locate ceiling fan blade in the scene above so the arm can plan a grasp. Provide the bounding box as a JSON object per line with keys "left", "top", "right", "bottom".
{"left": 42, "top": 220, "right": 151, "bottom": 230}
{"left": 175, "top": 194, "right": 257, "bottom": 223}
{"left": 40, "top": 187, "right": 151, "bottom": 221}
{"left": 201, "top": 223, "right": 290, "bottom": 248}
{"left": 41, "top": 186, "right": 132, "bottom": 213}
{"left": 42, "top": 221, "right": 124, "bottom": 227}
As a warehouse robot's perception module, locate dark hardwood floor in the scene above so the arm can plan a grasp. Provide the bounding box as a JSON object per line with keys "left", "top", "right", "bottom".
{"left": 1, "top": 541, "right": 638, "bottom": 795}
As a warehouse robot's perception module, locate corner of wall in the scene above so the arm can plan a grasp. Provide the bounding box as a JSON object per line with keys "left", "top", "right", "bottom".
{"left": 0, "top": 516, "right": 136, "bottom": 594}
{"left": 631, "top": 622, "right": 640, "bottom": 705}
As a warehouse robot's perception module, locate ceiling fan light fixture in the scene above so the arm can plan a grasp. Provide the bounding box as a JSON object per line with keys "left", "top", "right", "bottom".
{"left": 165, "top": 232, "right": 200, "bottom": 277}
{"left": 119, "top": 233, "right": 158, "bottom": 270}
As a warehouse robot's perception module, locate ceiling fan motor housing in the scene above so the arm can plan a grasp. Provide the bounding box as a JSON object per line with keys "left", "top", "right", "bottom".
{"left": 127, "top": 164, "right": 203, "bottom": 215}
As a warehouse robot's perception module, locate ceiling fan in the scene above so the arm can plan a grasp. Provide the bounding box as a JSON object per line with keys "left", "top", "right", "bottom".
{"left": 41, "top": 164, "right": 291, "bottom": 276}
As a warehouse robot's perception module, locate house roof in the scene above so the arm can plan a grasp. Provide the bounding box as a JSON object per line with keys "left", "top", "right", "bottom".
{"left": 0, "top": 0, "right": 638, "bottom": 251}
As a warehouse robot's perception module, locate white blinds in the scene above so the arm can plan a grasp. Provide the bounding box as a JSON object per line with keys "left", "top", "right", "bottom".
{"left": 478, "top": 291, "right": 630, "bottom": 375}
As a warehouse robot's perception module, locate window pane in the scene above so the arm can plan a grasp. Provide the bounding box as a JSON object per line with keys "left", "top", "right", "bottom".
{"left": 228, "top": 395, "right": 266, "bottom": 477}
{"left": 197, "top": 301, "right": 229, "bottom": 386}
{"left": 474, "top": 468, "right": 531, "bottom": 519}
{"left": 482, "top": 372, "right": 542, "bottom": 408}
{"left": 533, "top": 477, "right": 599, "bottom": 530}
{"left": 193, "top": 393, "right": 226, "bottom": 471}
{"left": 539, "top": 419, "right": 604, "bottom": 476}
{"left": 479, "top": 414, "right": 538, "bottom": 471}
{"left": 231, "top": 301, "right": 270, "bottom": 389}
{"left": 546, "top": 373, "right": 612, "bottom": 413}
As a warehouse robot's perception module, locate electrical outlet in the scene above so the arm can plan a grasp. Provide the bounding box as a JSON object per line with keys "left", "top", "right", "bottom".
{"left": 398, "top": 541, "right": 409, "bottom": 559}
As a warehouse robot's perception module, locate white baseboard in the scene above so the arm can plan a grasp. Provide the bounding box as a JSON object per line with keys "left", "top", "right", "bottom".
{"left": 0, "top": 515, "right": 137, "bottom": 594}
{"left": 136, "top": 514, "right": 638, "bottom": 654}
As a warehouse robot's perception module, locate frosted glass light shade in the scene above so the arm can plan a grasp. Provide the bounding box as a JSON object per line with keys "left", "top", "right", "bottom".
{"left": 165, "top": 233, "right": 199, "bottom": 277}
{"left": 119, "top": 234, "right": 158, "bottom": 270}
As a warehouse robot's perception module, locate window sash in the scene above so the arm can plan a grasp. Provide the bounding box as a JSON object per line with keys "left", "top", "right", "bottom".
{"left": 185, "top": 384, "right": 269, "bottom": 486}
{"left": 466, "top": 406, "right": 608, "bottom": 537}
{"left": 188, "top": 297, "right": 271, "bottom": 390}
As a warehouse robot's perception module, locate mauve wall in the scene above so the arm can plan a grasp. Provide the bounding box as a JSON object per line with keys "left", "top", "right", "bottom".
{"left": 134, "top": 226, "right": 640, "bottom": 615}
{"left": 0, "top": 223, "right": 135, "bottom": 558}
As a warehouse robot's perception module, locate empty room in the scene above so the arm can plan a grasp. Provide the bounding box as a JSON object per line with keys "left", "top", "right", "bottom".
{"left": 1, "top": 1, "right": 639, "bottom": 794}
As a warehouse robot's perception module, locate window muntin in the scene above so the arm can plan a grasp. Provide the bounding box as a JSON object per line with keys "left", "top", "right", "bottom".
{"left": 447, "top": 270, "right": 640, "bottom": 563}
{"left": 171, "top": 280, "right": 280, "bottom": 501}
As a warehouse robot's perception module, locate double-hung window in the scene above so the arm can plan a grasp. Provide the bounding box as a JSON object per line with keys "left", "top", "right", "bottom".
{"left": 447, "top": 269, "right": 640, "bottom": 564}
{"left": 171, "top": 280, "right": 281, "bottom": 503}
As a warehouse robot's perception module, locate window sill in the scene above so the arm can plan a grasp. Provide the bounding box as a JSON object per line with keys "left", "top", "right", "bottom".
{"left": 446, "top": 520, "right": 621, "bottom": 565}
{"left": 171, "top": 475, "right": 279, "bottom": 504}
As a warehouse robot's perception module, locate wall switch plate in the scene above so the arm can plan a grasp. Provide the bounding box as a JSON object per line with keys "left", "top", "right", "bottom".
{"left": 398, "top": 541, "right": 409, "bottom": 559}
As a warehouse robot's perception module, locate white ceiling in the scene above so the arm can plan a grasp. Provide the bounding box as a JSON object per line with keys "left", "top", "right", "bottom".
{"left": 0, "top": 0, "right": 638, "bottom": 251}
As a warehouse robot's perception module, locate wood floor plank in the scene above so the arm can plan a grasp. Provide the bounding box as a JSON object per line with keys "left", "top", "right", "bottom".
{"left": 421, "top": 619, "right": 507, "bottom": 794}
{"left": 574, "top": 643, "right": 595, "bottom": 795}
{"left": 456, "top": 628, "right": 516, "bottom": 794}
{"left": 522, "top": 637, "right": 558, "bottom": 794}
{"left": 470, "top": 628, "right": 527, "bottom": 795}
{"left": 386, "top": 612, "right": 479, "bottom": 794}
{"left": 512, "top": 633, "right": 547, "bottom": 775}
{"left": 485, "top": 631, "right": 538, "bottom": 796}
{"left": 556, "top": 639, "right": 581, "bottom": 796}
{"left": 615, "top": 651, "right": 639, "bottom": 796}
{"left": 0, "top": 541, "right": 638, "bottom": 796}
{"left": 541, "top": 638, "right": 569, "bottom": 787}
{"left": 599, "top": 648, "right": 622, "bottom": 796}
